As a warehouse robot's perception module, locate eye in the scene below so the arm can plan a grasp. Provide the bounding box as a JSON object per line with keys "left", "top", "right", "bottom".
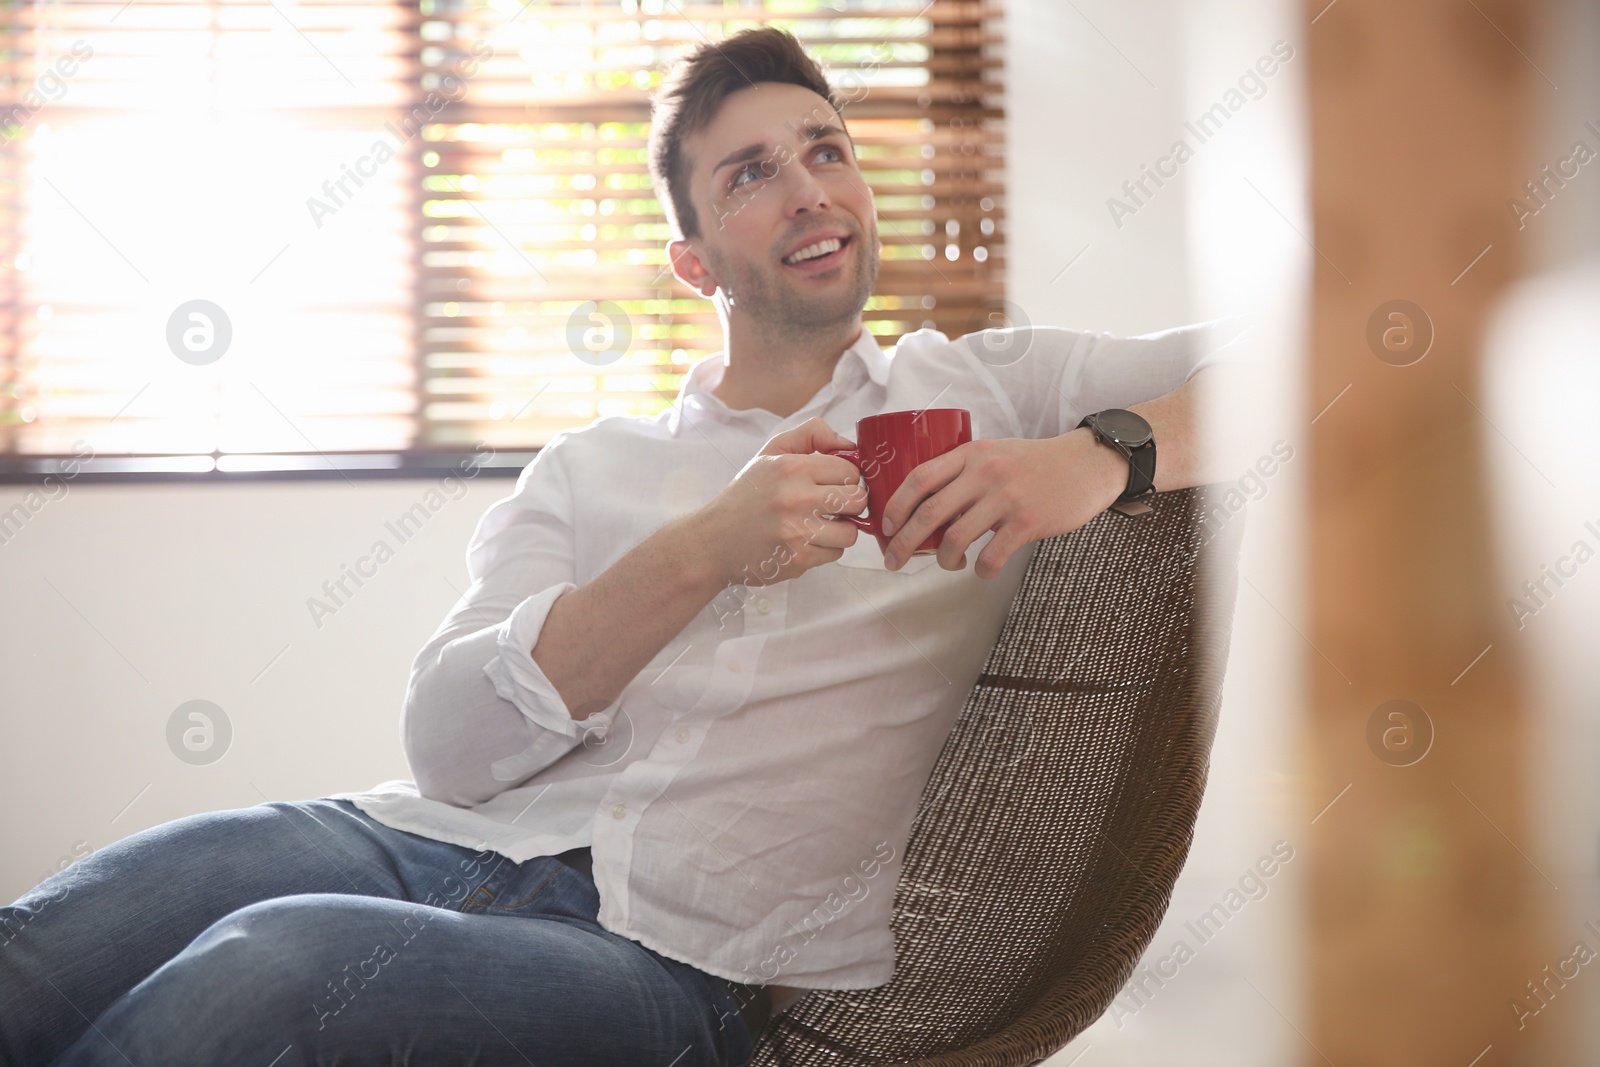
{"left": 815, "top": 145, "right": 844, "bottom": 163}
{"left": 729, "top": 163, "right": 762, "bottom": 190}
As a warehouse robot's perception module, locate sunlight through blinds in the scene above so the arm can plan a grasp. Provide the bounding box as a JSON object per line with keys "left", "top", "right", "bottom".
{"left": 0, "top": 0, "right": 420, "bottom": 458}
{"left": 0, "top": 0, "right": 1004, "bottom": 460}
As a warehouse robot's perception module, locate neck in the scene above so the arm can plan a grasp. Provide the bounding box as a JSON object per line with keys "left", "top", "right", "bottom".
{"left": 710, "top": 308, "right": 864, "bottom": 419}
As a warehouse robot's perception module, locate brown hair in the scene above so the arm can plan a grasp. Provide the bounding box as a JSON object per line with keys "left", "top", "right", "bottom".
{"left": 648, "top": 27, "right": 841, "bottom": 240}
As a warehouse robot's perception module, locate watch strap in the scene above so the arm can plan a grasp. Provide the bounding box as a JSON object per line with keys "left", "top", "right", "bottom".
{"left": 1122, "top": 440, "right": 1156, "bottom": 501}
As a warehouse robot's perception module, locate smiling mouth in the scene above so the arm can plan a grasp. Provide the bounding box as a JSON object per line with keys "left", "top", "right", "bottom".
{"left": 781, "top": 235, "right": 851, "bottom": 269}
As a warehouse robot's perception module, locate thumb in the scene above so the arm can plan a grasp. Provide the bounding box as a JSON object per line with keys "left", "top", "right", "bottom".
{"left": 763, "top": 416, "right": 856, "bottom": 456}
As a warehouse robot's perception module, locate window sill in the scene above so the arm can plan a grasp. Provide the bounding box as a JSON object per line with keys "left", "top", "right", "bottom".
{"left": 0, "top": 451, "right": 539, "bottom": 484}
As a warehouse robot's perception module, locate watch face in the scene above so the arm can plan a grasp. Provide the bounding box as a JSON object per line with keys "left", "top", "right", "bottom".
{"left": 1095, "top": 408, "right": 1153, "bottom": 447}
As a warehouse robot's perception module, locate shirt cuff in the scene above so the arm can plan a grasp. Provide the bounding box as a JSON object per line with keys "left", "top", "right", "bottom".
{"left": 483, "top": 583, "right": 584, "bottom": 738}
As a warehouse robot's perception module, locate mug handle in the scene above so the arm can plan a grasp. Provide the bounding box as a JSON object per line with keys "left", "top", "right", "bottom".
{"left": 822, "top": 448, "right": 880, "bottom": 536}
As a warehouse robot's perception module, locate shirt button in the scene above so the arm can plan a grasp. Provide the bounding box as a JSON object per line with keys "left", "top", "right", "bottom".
{"left": 675, "top": 725, "right": 690, "bottom": 743}
{"left": 757, "top": 598, "right": 771, "bottom": 614}
{"left": 611, "top": 803, "right": 626, "bottom": 820}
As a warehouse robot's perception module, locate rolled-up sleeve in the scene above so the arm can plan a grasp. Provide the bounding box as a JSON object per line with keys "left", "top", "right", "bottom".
{"left": 401, "top": 432, "right": 617, "bottom": 806}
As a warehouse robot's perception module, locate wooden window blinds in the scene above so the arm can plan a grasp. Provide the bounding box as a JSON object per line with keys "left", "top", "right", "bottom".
{"left": 0, "top": 0, "right": 1004, "bottom": 466}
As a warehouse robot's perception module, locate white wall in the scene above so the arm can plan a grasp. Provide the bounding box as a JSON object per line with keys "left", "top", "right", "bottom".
{"left": 1007, "top": 0, "right": 1191, "bottom": 337}
{"left": 0, "top": 476, "right": 507, "bottom": 900}
{"left": 1010, "top": 0, "right": 1307, "bottom": 1063}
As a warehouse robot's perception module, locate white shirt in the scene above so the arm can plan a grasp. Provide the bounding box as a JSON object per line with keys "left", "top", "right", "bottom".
{"left": 330, "top": 319, "right": 1241, "bottom": 995}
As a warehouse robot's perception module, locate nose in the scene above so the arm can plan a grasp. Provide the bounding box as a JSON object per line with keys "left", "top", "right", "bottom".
{"left": 784, "top": 160, "right": 830, "bottom": 217}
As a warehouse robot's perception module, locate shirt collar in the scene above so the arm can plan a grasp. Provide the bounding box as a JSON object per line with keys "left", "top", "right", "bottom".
{"left": 669, "top": 326, "right": 889, "bottom": 436}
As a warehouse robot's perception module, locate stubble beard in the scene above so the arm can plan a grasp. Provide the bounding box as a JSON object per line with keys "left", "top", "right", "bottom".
{"left": 706, "top": 220, "right": 880, "bottom": 343}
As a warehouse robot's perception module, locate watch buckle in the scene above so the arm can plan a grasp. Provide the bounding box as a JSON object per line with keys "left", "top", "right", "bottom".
{"left": 1109, "top": 498, "right": 1153, "bottom": 517}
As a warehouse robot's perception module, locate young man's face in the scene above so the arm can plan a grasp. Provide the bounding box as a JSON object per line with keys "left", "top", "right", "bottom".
{"left": 671, "top": 82, "right": 881, "bottom": 337}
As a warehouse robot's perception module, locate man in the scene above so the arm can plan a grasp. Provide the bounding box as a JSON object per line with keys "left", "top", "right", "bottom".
{"left": 0, "top": 26, "right": 1240, "bottom": 1067}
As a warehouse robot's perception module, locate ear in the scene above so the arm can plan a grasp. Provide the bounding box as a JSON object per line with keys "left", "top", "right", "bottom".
{"left": 668, "top": 239, "right": 718, "bottom": 297}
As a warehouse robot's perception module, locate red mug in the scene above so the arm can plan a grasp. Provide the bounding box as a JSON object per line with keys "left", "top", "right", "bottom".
{"left": 824, "top": 408, "right": 973, "bottom": 556}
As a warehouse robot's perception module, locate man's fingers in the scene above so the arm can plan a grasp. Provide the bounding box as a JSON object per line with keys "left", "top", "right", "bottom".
{"left": 881, "top": 449, "right": 965, "bottom": 535}
{"left": 761, "top": 416, "right": 854, "bottom": 457}
{"left": 818, "top": 482, "right": 868, "bottom": 516}
{"left": 796, "top": 543, "right": 848, "bottom": 568}
{"left": 935, "top": 502, "right": 999, "bottom": 572}
{"left": 886, "top": 473, "right": 977, "bottom": 558}
{"left": 818, "top": 455, "right": 868, "bottom": 486}
{"left": 804, "top": 517, "right": 862, "bottom": 551}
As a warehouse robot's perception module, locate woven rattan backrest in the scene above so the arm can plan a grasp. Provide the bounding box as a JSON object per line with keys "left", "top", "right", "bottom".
{"left": 752, "top": 484, "right": 1243, "bottom": 1067}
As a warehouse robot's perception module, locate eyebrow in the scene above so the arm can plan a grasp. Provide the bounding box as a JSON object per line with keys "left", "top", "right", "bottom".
{"left": 710, "top": 122, "right": 849, "bottom": 179}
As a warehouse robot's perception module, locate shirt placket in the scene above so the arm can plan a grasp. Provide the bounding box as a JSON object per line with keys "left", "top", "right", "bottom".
{"left": 740, "top": 582, "right": 786, "bottom": 634}
{"left": 593, "top": 398, "right": 804, "bottom": 933}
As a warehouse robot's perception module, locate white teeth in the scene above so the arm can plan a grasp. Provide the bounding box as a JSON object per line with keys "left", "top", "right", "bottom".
{"left": 783, "top": 237, "right": 843, "bottom": 264}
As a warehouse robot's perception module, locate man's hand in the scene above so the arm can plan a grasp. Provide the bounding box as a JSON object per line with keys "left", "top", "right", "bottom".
{"left": 877, "top": 429, "right": 1126, "bottom": 579}
{"left": 696, "top": 417, "right": 869, "bottom": 587}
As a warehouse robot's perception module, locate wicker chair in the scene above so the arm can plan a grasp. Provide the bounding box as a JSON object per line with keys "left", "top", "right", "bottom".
{"left": 750, "top": 484, "right": 1244, "bottom": 1067}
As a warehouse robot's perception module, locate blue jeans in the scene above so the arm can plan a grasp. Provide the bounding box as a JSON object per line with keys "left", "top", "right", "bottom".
{"left": 0, "top": 798, "right": 757, "bottom": 1067}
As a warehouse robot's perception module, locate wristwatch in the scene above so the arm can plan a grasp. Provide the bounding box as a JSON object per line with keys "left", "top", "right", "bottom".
{"left": 1078, "top": 408, "right": 1156, "bottom": 517}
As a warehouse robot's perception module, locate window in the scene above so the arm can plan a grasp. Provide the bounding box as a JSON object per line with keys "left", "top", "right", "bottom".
{"left": 0, "top": 0, "right": 1004, "bottom": 479}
